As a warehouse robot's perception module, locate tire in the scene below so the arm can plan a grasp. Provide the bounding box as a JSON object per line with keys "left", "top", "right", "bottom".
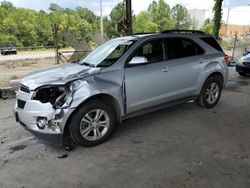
{"left": 239, "top": 72, "right": 247, "bottom": 77}
{"left": 198, "top": 76, "right": 223, "bottom": 108}
{"left": 69, "top": 100, "right": 116, "bottom": 147}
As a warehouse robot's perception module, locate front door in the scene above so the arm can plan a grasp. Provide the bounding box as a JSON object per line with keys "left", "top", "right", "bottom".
{"left": 124, "top": 39, "right": 171, "bottom": 114}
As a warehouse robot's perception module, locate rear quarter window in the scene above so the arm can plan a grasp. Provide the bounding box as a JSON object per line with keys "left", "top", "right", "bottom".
{"left": 200, "top": 37, "right": 223, "bottom": 52}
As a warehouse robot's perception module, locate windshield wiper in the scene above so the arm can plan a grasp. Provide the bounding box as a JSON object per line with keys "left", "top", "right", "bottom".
{"left": 82, "top": 62, "right": 95, "bottom": 67}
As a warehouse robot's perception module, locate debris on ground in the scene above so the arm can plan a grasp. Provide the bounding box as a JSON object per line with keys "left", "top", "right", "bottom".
{"left": 57, "top": 154, "right": 68, "bottom": 159}
{"left": 0, "top": 87, "right": 16, "bottom": 99}
{"left": 9, "top": 144, "right": 27, "bottom": 153}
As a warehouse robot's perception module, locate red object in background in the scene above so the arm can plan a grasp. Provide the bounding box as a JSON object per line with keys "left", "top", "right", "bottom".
{"left": 224, "top": 54, "right": 229, "bottom": 64}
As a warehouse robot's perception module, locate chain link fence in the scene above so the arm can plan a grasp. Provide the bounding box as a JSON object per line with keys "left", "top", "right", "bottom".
{"left": 222, "top": 33, "right": 250, "bottom": 63}
{"left": 0, "top": 27, "right": 106, "bottom": 89}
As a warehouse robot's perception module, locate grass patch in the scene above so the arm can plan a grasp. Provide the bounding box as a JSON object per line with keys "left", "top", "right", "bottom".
{"left": 10, "top": 75, "right": 18, "bottom": 80}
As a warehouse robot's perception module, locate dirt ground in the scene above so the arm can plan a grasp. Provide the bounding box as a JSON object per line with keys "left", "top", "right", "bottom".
{"left": 0, "top": 50, "right": 73, "bottom": 87}
{"left": 0, "top": 67, "right": 249, "bottom": 188}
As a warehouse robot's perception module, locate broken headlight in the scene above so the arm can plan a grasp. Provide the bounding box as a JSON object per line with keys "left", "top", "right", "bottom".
{"left": 32, "top": 80, "right": 86, "bottom": 109}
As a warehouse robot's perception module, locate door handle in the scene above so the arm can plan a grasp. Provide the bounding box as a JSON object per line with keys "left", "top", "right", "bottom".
{"left": 162, "top": 66, "right": 172, "bottom": 72}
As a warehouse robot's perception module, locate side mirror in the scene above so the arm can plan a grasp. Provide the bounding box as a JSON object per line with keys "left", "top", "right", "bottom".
{"left": 129, "top": 56, "right": 148, "bottom": 65}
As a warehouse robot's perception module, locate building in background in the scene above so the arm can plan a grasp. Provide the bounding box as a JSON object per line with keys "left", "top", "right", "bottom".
{"left": 221, "top": 6, "right": 250, "bottom": 37}
{"left": 220, "top": 24, "right": 250, "bottom": 37}
{"left": 189, "top": 9, "right": 212, "bottom": 29}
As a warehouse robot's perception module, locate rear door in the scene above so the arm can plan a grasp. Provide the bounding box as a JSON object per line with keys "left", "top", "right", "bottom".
{"left": 162, "top": 37, "right": 206, "bottom": 99}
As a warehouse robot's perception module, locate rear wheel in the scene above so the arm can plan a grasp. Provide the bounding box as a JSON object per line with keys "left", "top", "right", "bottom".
{"left": 69, "top": 100, "right": 116, "bottom": 147}
{"left": 198, "top": 76, "right": 222, "bottom": 108}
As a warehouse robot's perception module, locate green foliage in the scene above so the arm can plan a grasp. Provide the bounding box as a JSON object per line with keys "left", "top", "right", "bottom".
{"left": 148, "top": 0, "right": 174, "bottom": 31}
{"left": 105, "top": 2, "right": 125, "bottom": 38}
{"left": 0, "top": 0, "right": 222, "bottom": 47}
{"left": 0, "top": 2, "right": 99, "bottom": 47}
{"left": 213, "top": 0, "right": 223, "bottom": 39}
{"left": 201, "top": 18, "right": 213, "bottom": 34}
{"left": 10, "top": 75, "right": 18, "bottom": 80}
{"left": 133, "top": 11, "right": 158, "bottom": 33}
{"left": 171, "top": 4, "right": 191, "bottom": 30}
{"left": 190, "top": 19, "right": 199, "bottom": 30}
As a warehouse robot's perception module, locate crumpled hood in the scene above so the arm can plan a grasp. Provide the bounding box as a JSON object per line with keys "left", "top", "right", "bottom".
{"left": 21, "top": 63, "right": 101, "bottom": 90}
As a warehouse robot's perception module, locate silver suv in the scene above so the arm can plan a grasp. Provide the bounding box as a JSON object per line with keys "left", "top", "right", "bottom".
{"left": 14, "top": 30, "right": 228, "bottom": 148}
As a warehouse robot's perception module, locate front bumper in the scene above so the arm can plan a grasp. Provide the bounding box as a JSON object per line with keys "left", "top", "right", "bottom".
{"left": 236, "top": 64, "right": 250, "bottom": 73}
{"left": 14, "top": 100, "right": 64, "bottom": 146}
{"left": 16, "top": 115, "right": 63, "bottom": 145}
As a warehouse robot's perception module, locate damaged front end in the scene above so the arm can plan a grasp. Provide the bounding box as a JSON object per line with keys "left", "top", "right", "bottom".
{"left": 14, "top": 66, "right": 100, "bottom": 145}
{"left": 30, "top": 80, "right": 84, "bottom": 133}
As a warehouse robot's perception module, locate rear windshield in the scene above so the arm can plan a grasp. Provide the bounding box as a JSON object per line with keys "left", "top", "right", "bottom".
{"left": 200, "top": 37, "right": 223, "bottom": 52}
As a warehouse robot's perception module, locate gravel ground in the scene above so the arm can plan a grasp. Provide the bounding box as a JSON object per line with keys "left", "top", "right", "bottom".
{"left": 0, "top": 50, "right": 73, "bottom": 87}
{"left": 0, "top": 67, "right": 249, "bottom": 188}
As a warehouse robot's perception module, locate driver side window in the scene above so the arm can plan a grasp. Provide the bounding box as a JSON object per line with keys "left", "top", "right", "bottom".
{"left": 132, "top": 40, "right": 164, "bottom": 64}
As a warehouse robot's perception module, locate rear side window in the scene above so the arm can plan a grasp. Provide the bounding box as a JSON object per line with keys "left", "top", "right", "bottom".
{"left": 165, "top": 38, "right": 204, "bottom": 60}
{"left": 200, "top": 37, "right": 223, "bottom": 52}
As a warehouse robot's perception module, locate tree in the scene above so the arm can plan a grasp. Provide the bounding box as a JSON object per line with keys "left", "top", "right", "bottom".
{"left": 148, "top": 0, "right": 174, "bottom": 31}
{"left": 106, "top": 2, "right": 125, "bottom": 37}
{"left": 0, "top": 1, "right": 100, "bottom": 47}
{"left": 190, "top": 18, "right": 199, "bottom": 30}
{"left": 201, "top": 18, "right": 213, "bottom": 34}
{"left": 0, "top": 1, "right": 14, "bottom": 11}
{"left": 133, "top": 11, "right": 158, "bottom": 33}
{"left": 213, "top": 0, "right": 223, "bottom": 39}
{"left": 76, "top": 7, "right": 97, "bottom": 24}
{"left": 171, "top": 4, "right": 191, "bottom": 30}
{"left": 49, "top": 3, "right": 63, "bottom": 12}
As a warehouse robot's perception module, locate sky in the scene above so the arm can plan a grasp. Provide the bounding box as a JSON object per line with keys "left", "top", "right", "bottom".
{"left": 1, "top": 0, "right": 250, "bottom": 25}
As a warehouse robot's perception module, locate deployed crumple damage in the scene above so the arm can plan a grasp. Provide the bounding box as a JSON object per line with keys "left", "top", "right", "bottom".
{"left": 21, "top": 63, "right": 103, "bottom": 109}
{"left": 18, "top": 62, "right": 124, "bottom": 134}
{"left": 21, "top": 63, "right": 102, "bottom": 90}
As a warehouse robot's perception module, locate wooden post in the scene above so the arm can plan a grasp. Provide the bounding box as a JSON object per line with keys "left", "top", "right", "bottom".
{"left": 53, "top": 24, "right": 59, "bottom": 64}
{"left": 232, "top": 32, "right": 238, "bottom": 62}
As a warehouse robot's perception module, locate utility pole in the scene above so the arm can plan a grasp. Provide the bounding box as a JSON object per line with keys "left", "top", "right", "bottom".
{"left": 125, "top": 0, "right": 132, "bottom": 35}
{"left": 100, "top": 0, "right": 104, "bottom": 39}
{"left": 225, "top": 8, "right": 230, "bottom": 36}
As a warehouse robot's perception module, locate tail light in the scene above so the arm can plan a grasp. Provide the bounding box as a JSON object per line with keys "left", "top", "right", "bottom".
{"left": 224, "top": 54, "right": 229, "bottom": 64}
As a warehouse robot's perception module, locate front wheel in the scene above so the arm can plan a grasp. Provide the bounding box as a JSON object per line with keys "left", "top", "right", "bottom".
{"left": 69, "top": 100, "right": 116, "bottom": 147}
{"left": 198, "top": 76, "right": 222, "bottom": 108}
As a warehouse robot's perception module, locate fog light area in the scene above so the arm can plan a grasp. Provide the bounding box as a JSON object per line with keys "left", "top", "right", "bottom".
{"left": 36, "top": 117, "right": 62, "bottom": 133}
{"left": 48, "top": 121, "right": 61, "bottom": 133}
{"left": 37, "top": 117, "right": 48, "bottom": 129}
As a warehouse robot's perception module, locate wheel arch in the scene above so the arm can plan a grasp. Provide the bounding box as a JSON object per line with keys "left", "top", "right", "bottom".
{"left": 62, "top": 93, "right": 122, "bottom": 139}
{"left": 206, "top": 72, "right": 224, "bottom": 85}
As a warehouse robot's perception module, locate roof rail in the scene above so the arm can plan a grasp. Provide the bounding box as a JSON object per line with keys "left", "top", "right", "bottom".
{"left": 161, "top": 30, "right": 207, "bottom": 35}
{"left": 133, "top": 32, "right": 156, "bottom": 35}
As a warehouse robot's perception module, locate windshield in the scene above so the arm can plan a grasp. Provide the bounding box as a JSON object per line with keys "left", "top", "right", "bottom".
{"left": 79, "top": 38, "right": 135, "bottom": 67}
